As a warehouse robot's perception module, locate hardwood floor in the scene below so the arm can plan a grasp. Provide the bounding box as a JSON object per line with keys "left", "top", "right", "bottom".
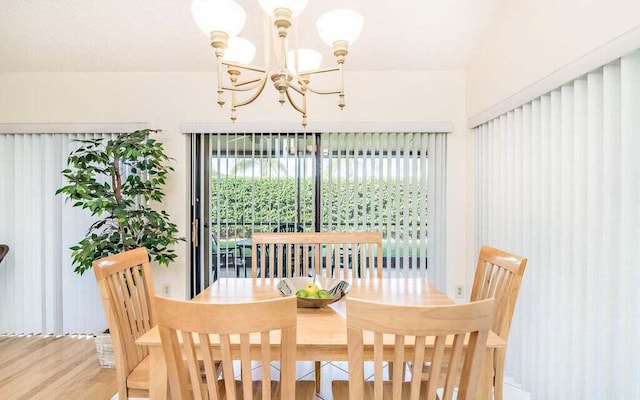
{"left": 0, "top": 334, "right": 359, "bottom": 400}
{"left": 0, "top": 334, "right": 116, "bottom": 400}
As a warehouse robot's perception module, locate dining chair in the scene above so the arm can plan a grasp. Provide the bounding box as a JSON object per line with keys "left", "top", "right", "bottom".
{"left": 251, "top": 231, "right": 383, "bottom": 280}
{"left": 93, "top": 247, "right": 156, "bottom": 400}
{"left": 154, "top": 295, "right": 316, "bottom": 400}
{"left": 332, "top": 297, "right": 495, "bottom": 400}
{"left": 469, "top": 245, "right": 527, "bottom": 400}
{"left": 322, "top": 232, "right": 383, "bottom": 280}
{"left": 251, "top": 231, "right": 383, "bottom": 393}
{"left": 418, "top": 245, "right": 527, "bottom": 400}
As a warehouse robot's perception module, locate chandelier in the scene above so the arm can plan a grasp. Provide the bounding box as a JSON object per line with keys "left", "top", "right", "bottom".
{"left": 191, "top": 0, "right": 364, "bottom": 127}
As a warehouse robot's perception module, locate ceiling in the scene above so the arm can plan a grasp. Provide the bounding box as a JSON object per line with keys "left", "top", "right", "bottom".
{"left": 0, "top": 0, "right": 504, "bottom": 73}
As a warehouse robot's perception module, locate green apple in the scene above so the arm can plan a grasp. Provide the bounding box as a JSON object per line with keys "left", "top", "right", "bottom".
{"left": 303, "top": 282, "right": 320, "bottom": 295}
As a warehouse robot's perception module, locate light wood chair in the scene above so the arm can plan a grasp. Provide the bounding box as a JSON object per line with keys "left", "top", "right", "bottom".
{"left": 332, "top": 297, "right": 495, "bottom": 400}
{"left": 251, "top": 231, "right": 383, "bottom": 280}
{"left": 154, "top": 295, "right": 316, "bottom": 400}
{"left": 418, "top": 245, "right": 527, "bottom": 399}
{"left": 468, "top": 245, "right": 527, "bottom": 400}
{"left": 93, "top": 247, "right": 155, "bottom": 400}
{"left": 251, "top": 231, "right": 383, "bottom": 392}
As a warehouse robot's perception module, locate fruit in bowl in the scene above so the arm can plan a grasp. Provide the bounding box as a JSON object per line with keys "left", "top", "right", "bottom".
{"left": 296, "top": 283, "right": 332, "bottom": 299}
{"left": 277, "top": 276, "right": 349, "bottom": 308}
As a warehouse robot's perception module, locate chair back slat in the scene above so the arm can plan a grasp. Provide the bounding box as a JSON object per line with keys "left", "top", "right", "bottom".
{"left": 155, "top": 295, "right": 298, "bottom": 400}
{"left": 408, "top": 335, "right": 426, "bottom": 400}
{"left": 342, "top": 297, "right": 494, "bottom": 400}
{"left": 423, "top": 335, "right": 445, "bottom": 400}
{"left": 198, "top": 332, "right": 221, "bottom": 400}
{"left": 251, "top": 232, "right": 383, "bottom": 280}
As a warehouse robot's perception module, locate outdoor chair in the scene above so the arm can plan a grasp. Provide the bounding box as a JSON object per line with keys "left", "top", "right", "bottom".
{"left": 212, "top": 234, "right": 237, "bottom": 280}
{"left": 0, "top": 244, "right": 9, "bottom": 265}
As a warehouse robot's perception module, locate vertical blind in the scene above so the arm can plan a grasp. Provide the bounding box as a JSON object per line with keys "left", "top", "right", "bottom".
{"left": 473, "top": 50, "right": 639, "bottom": 398}
{"left": 0, "top": 132, "right": 115, "bottom": 335}
{"left": 320, "top": 132, "right": 433, "bottom": 279}
{"left": 194, "top": 131, "right": 447, "bottom": 287}
{"left": 207, "top": 133, "right": 316, "bottom": 236}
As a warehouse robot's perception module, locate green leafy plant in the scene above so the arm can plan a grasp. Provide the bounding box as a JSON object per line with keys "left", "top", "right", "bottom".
{"left": 56, "top": 129, "right": 184, "bottom": 275}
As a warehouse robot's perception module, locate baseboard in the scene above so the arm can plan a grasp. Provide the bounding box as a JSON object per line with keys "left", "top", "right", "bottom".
{"left": 503, "top": 375, "right": 532, "bottom": 400}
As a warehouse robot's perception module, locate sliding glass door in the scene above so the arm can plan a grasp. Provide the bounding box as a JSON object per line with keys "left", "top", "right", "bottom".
{"left": 191, "top": 133, "right": 316, "bottom": 294}
{"left": 190, "top": 131, "right": 439, "bottom": 295}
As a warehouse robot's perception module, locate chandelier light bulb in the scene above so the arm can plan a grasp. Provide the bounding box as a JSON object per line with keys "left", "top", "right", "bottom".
{"left": 316, "top": 9, "right": 364, "bottom": 46}
{"left": 258, "top": 0, "right": 309, "bottom": 18}
{"left": 191, "top": 0, "right": 246, "bottom": 37}
{"left": 287, "top": 49, "right": 322, "bottom": 75}
{"left": 193, "top": 1, "right": 363, "bottom": 127}
{"left": 224, "top": 37, "right": 256, "bottom": 64}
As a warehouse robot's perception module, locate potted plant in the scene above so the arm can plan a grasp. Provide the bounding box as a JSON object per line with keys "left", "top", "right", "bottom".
{"left": 56, "top": 128, "right": 183, "bottom": 275}
{"left": 56, "top": 128, "right": 184, "bottom": 367}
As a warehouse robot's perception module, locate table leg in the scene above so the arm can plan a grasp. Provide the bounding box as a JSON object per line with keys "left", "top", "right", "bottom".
{"left": 149, "top": 346, "right": 169, "bottom": 400}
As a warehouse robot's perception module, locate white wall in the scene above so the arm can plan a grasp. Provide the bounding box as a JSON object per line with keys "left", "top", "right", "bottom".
{"left": 0, "top": 70, "right": 470, "bottom": 300}
{"left": 467, "top": 0, "right": 640, "bottom": 118}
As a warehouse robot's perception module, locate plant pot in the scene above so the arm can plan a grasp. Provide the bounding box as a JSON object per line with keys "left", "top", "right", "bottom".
{"left": 94, "top": 329, "right": 115, "bottom": 368}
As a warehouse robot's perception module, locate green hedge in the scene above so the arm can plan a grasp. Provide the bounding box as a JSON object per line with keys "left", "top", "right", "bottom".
{"left": 212, "top": 177, "right": 427, "bottom": 240}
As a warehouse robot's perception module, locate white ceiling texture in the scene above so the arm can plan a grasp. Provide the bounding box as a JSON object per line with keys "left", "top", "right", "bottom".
{"left": 0, "top": 0, "right": 504, "bottom": 73}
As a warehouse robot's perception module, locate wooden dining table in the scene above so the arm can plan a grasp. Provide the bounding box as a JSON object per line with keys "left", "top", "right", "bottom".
{"left": 136, "top": 277, "right": 505, "bottom": 399}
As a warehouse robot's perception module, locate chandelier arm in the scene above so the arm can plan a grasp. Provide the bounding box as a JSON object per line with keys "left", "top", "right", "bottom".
{"left": 288, "top": 80, "right": 303, "bottom": 94}
{"left": 298, "top": 66, "right": 340, "bottom": 76}
{"left": 221, "top": 77, "right": 263, "bottom": 91}
{"left": 305, "top": 86, "right": 341, "bottom": 95}
{"left": 296, "top": 65, "right": 343, "bottom": 94}
{"left": 222, "top": 61, "right": 267, "bottom": 74}
{"left": 232, "top": 75, "right": 269, "bottom": 108}
{"left": 284, "top": 87, "right": 306, "bottom": 115}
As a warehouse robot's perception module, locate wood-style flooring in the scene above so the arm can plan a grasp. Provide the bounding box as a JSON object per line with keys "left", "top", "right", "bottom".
{"left": 0, "top": 335, "right": 356, "bottom": 400}
{"left": 0, "top": 334, "right": 116, "bottom": 400}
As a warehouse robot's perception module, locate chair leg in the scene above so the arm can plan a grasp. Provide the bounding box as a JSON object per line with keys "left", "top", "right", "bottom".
{"left": 315, "top": 361, "right": 321, "bottom": 393}
{"left": 494, "top": 348, "right": 506, "bottom": 400}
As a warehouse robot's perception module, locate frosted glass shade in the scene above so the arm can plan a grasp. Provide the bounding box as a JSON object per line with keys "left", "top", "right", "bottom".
{"left": 316, "top": 9, "right": 363, "bottom": 46}
{"left": 224, "top": 37, "right": 256, "bottom": 64}
{"left": 258, "top": 0, "right": 309, "bottom": 18}
{"left": 287, "top": 49, "right": 322, "bottom": 75}
{"left": 191, "top": 0, "right": 246, "bottom": 37}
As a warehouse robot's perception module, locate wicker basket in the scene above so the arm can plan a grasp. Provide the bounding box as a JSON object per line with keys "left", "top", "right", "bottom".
{"left": 94, "top": 330, "right": 115, "bottom": 368}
